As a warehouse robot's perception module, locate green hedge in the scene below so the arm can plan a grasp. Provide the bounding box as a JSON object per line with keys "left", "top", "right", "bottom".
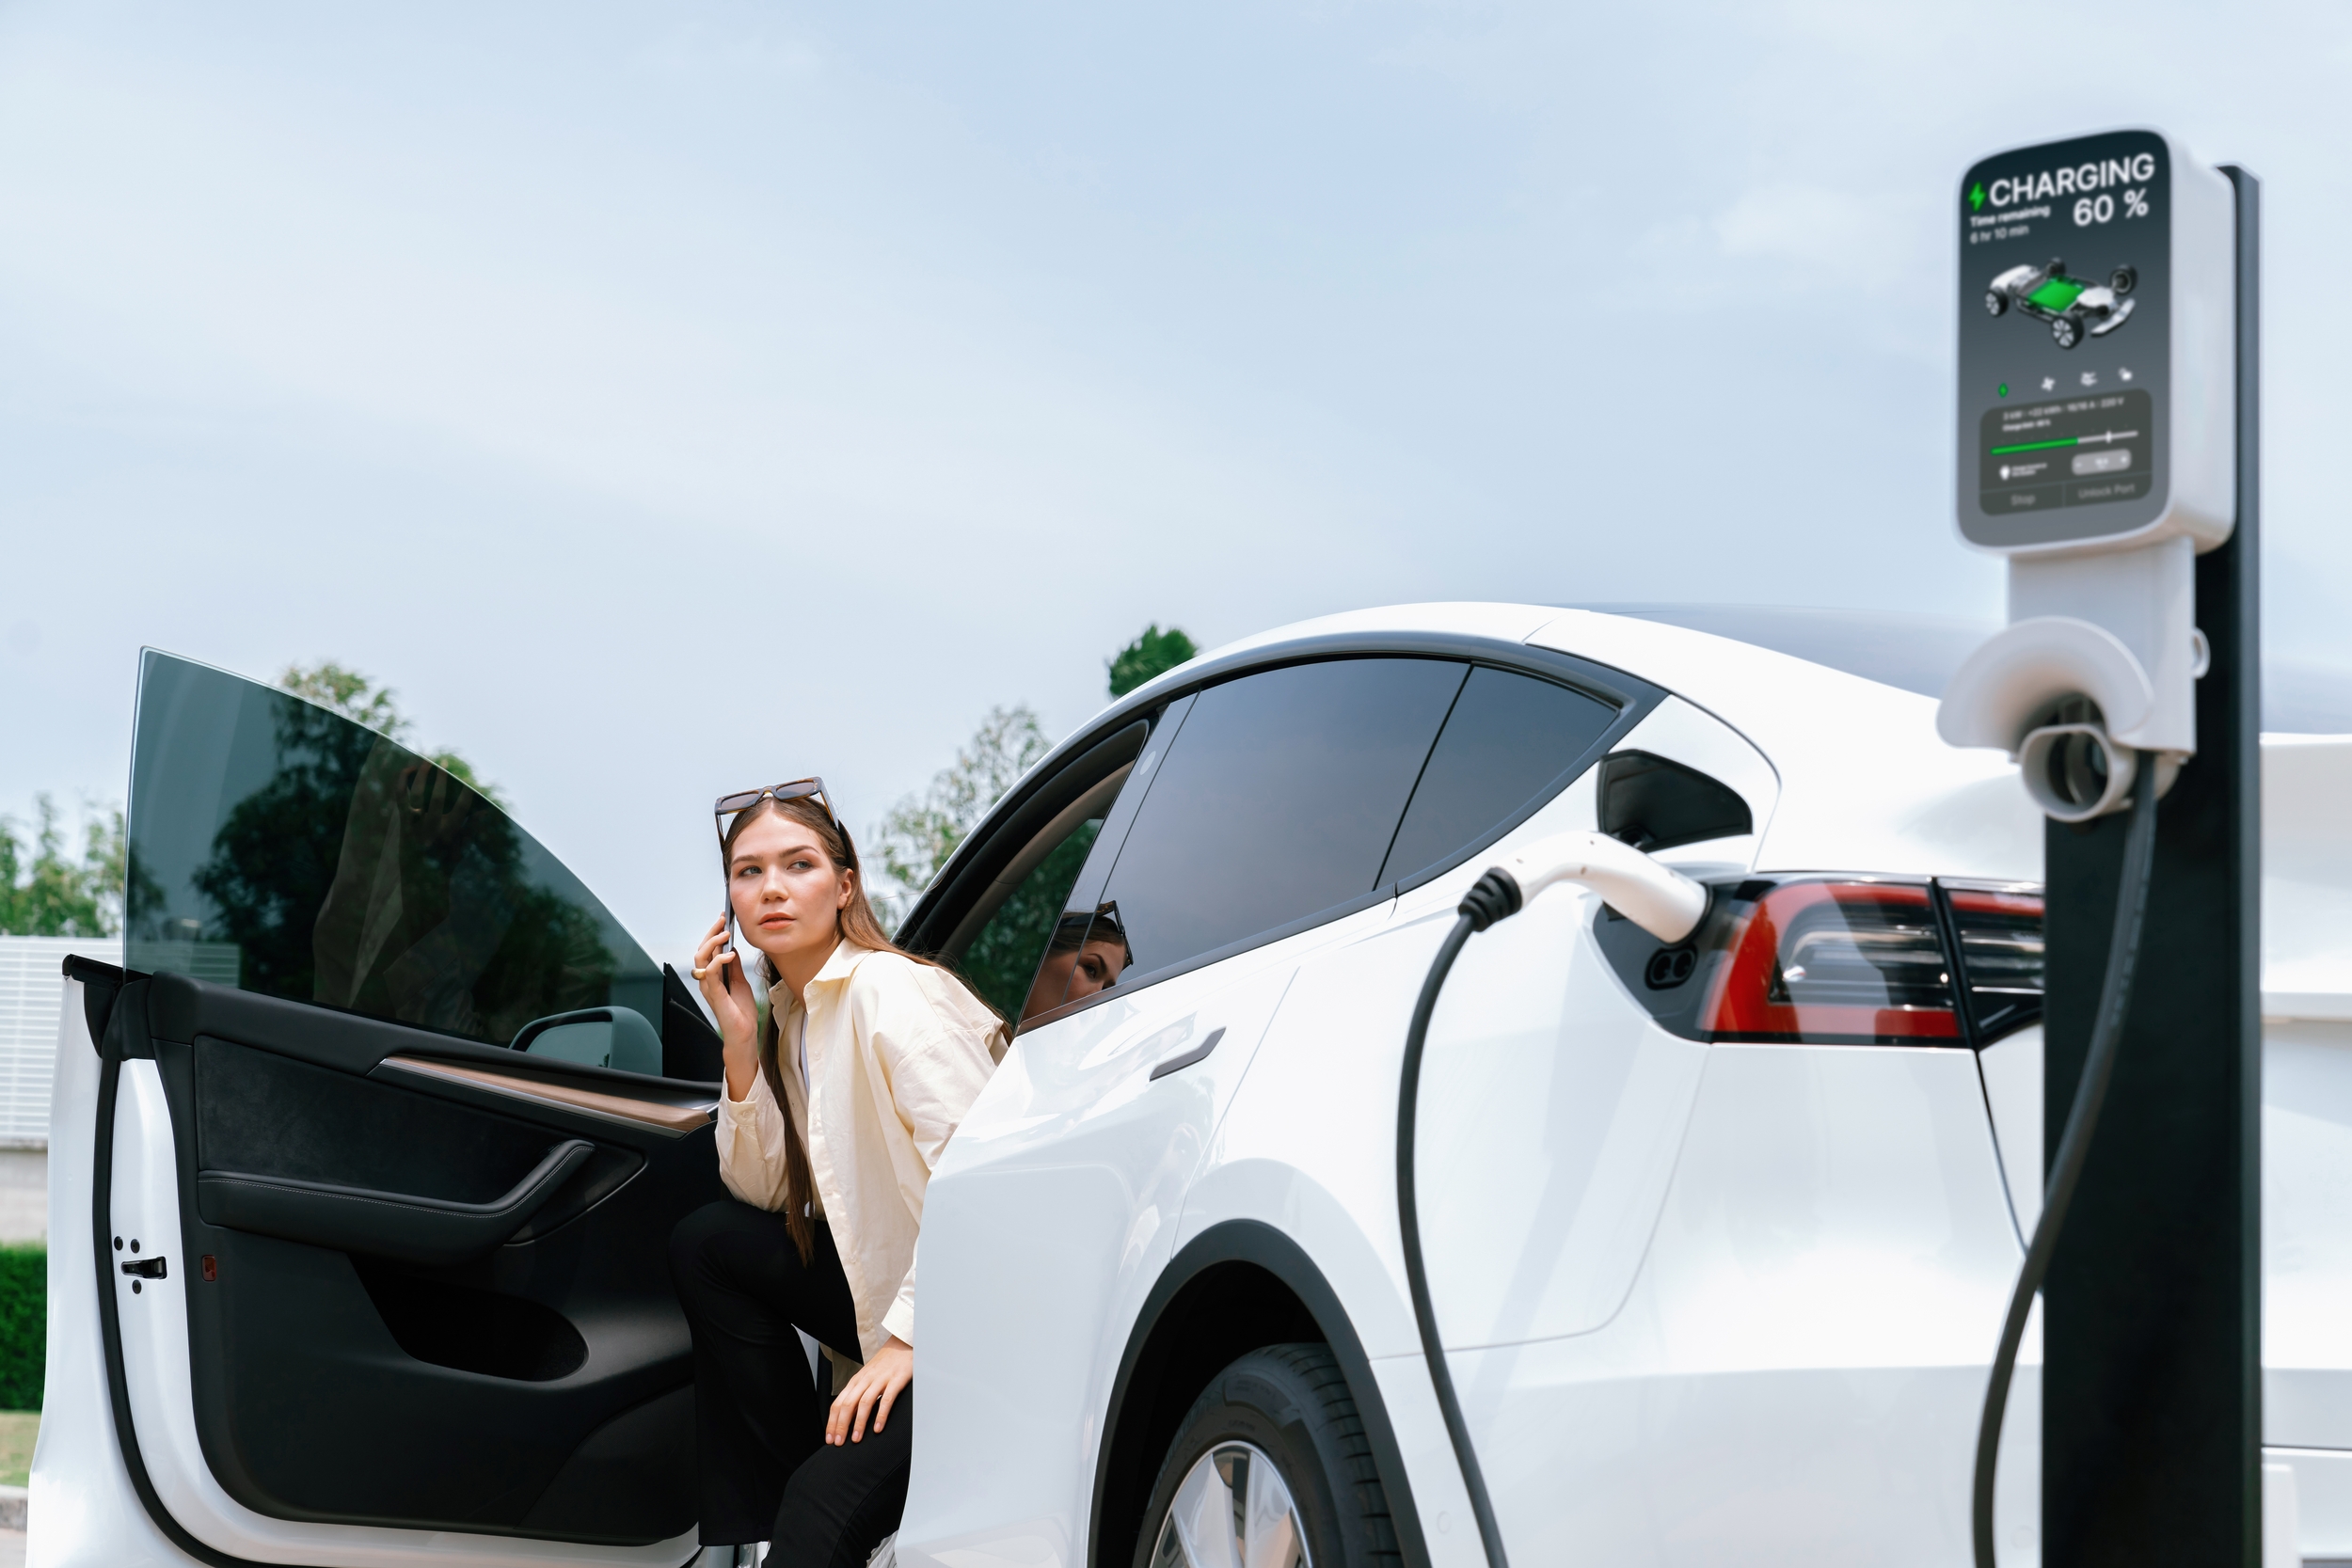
{"left": 0, "top": 1248, "right": 42, "bottom": 1410}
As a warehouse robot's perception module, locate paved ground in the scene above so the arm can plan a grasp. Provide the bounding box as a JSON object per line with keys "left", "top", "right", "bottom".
{"left": 0, "top": 1527, "right": 24, "bottom": 1568}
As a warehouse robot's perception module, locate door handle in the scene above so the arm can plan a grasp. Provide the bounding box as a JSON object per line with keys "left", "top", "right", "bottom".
{"left": 1149, "top": 1026, "right": 1226, "bottom": 1081}
{"left": 120, "top": 1257, "right": 167, "bottom": 1279}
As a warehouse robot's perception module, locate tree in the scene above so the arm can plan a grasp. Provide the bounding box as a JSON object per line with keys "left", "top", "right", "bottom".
{"left": 868, "top": 705, "right": 1054, "bottom": 923}
{"left": 279, "top": 662, "right": 504, "bottom": 807}
{"left": 1107, "top": 625, "right": 1198, "bottom": 698}
{"left": 0, "top": 795, "right": 124, "bottom": 937}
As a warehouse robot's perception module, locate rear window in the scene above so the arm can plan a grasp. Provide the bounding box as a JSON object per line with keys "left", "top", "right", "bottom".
{"left": 1378, "top": 666, "right": 1618, "bottom": 887}
{"left": 125, "top": 650, "right": 661, "bottom": 1047}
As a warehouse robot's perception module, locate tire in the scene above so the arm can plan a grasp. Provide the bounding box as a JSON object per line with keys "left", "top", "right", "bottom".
{"left": 2052, "top": 314, "right": 2082, "bottom": 349}
{"left": 1135, "top": 1344, "right": 1399, "bottom": 1568}
{"left": 2110, "top": 264, "right": 2137, "bottom": 295}
{"left": 1984, "top": 290, "right": 2008, "bottom": 317}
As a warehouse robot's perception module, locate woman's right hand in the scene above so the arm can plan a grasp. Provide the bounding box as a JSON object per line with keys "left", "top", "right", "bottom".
{"left": 694, "top": 917, "right": 760, "bottom": 1098}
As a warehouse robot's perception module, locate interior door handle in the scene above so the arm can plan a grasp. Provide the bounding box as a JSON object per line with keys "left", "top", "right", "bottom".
{"left": 196, "top": 1139, "right": 597, "bottom": 1267}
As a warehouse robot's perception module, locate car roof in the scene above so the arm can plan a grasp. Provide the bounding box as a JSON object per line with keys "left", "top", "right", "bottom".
{"left": 1572, "top": 605, "right": 1991, "bottom": 700}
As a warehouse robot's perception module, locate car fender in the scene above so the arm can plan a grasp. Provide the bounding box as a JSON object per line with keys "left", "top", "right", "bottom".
{"left": 1089, "top": 1218, "right": 1436, "bottom": 1568}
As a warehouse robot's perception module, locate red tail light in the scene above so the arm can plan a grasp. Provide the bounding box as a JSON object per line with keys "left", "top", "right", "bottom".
{"left": 1700, "top": 879, "right": 1960, "bottom": 1044}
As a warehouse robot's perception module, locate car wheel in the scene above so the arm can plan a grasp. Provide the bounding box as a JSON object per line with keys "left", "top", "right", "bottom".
{"left": 1984, "top": 290, "right": 2008, "bottom": 317}
{"left": 2052, "top": 314, "right": 2082, "bottom": 349}
{"left": 1136, "top": 1344, "right": 1399, "bottom": 1568}
{"left": 2110, "top": 264, "right": 2137, "bottom": 295}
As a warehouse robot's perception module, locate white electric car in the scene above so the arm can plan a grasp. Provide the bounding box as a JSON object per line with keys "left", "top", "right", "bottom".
{"left": 36, "top": 606, "right": 2352, "bottom": 1568}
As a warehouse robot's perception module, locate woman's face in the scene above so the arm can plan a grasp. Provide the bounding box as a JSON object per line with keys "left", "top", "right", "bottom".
{"left": 727, "top": 810, "right": 852, "bottom": 968}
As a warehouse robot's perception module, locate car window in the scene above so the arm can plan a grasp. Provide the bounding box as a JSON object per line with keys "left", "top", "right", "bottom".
{"left": 1034, "top": 658, "right": 1467, "bottom": 1011}
{"left": 1378, "top": 666, "right": 1620, "bottom": 887}
{"left": 124, "top": 650, "right": 663, "bottom": 1049}
{"left": 958, "top": 816, "right": 1105, "bottom": 1022}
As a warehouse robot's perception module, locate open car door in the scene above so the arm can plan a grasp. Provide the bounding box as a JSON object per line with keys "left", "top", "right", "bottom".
{"left": 40, "top": 651, "right": 728, "bottom": 1568}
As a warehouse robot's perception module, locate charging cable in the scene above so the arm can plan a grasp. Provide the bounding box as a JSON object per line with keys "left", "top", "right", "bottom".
{"left": 1397, "top": 875, "right": 1518, "bottom": 1568}
{"left": 1396, "top": 834, "right": 1706, "bottom": 1568}
{"left": 1970, "top": 751, "right": 2162, "bottom": 1568}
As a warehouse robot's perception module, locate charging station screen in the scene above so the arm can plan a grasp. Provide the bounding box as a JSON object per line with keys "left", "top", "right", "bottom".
{"left": 1979, "top": 388, "right": 2153, "bottom": 512}
{"left": 1957, "top": 130, "right": 2169, "bottom": 548}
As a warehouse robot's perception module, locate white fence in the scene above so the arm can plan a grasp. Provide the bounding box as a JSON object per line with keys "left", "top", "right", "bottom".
{"left": 0, "top": 936, "right": 122, "bottom": 1148}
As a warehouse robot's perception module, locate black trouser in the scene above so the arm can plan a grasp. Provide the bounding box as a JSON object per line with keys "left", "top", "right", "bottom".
{"left": 668, "top": 1201, "right": 914, "bottom": 1565}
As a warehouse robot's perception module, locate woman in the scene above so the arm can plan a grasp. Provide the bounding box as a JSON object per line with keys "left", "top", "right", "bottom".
{"left": 670, "top": 783, "right": 1005, "bottom": 1568}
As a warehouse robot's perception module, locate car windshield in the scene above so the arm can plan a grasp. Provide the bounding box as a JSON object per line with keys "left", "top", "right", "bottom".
{"left": 122, "top": 650, "right": 662, "bottom": 1046}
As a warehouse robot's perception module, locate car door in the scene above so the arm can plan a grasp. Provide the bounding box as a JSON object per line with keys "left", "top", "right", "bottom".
{"left": 898, "top": 656, "right": 1497, "bottom": 1566}
{"left": 43, "top": 650, "right": 729, "bottom": 1568}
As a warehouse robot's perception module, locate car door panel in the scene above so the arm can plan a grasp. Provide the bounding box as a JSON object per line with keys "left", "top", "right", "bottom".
{"left": 902, "top": 948, "right": 1307, "bottom": 1566}
{"left": 119, "top": 971, "right": 724, "bottom": 1548}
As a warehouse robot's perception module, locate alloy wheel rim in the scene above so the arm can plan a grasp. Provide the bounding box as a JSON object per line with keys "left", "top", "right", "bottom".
{"left": 1148, "top": 1440, "right": 1311, "bottom": 1568}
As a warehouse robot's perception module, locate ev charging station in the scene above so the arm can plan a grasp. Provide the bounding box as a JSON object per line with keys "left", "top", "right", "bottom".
{"left": 1940, "top": 131, "right": 2264, "bottom": 1565}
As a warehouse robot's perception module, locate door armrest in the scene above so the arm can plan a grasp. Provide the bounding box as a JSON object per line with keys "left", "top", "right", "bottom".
{"left": 196, "top": 1140, "right": 596, "bottom": 1267}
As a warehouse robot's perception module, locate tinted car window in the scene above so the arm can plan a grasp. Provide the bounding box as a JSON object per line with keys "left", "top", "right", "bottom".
{"left": 1070, "top": 658, "right": 1466, "bottom": 988}
{"left": 125, "top": 650, "right": 662, "bottom": 1047}
{"left": 1378, "top": 666, "right": 1618, "bottom": 887}
{"left": 959, "top": 816, "right": 1104, "bottom": 1022}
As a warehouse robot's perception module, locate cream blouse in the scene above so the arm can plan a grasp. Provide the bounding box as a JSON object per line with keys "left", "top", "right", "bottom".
{"left": 715, "top": 942, "right": 1006, "bottom": 1357}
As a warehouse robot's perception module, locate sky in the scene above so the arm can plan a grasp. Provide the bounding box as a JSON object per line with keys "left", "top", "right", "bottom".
{"left": 3, "top": 0, "right": 2348, "bottom": 963}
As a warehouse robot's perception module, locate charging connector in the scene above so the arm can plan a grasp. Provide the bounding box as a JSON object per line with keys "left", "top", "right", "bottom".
{"left": 1489, "top": 831, "right": 1708, "bottom": 942}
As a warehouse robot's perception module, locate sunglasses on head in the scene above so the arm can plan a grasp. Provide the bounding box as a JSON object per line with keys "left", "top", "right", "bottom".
{"left": 713, "top": 778, "right": 854, "bottom": 860}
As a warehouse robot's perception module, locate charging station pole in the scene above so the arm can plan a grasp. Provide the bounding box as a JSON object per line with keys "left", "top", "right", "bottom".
{"left": 2039, "top": 165, "right": 2261, "bottom": 1567}
{"left": 1940, "top": 133, "right": 2261, "bottom": 1565}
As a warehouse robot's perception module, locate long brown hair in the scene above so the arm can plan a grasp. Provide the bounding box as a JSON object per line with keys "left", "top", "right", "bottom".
{"left": 719, "top": 794, "right": 935, "bottom": 1263}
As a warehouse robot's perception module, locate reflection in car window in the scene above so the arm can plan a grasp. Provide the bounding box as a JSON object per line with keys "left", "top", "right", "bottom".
{"left": 1019, "top": 903, "right": 1129, "bottom": 1022}
{"left": 957, "top": 818, "right": 1104, "bottom": 1022}
{"left": 1378, "top": 667, "right": 1619, "bottom": 887}
{"left": 1035, "top": 658, "right": 1466, "bottom": 1009}
{"left": 124, "top": 651, "right": 662, "bottom": 1047}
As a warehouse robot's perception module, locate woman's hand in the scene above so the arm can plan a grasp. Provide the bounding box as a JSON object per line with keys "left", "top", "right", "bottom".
{"left": 827, "top": 1337, "right": 912, "bottom": 1446}
{"left": 693, "top": 918, "right": 760, "bottom": 1099}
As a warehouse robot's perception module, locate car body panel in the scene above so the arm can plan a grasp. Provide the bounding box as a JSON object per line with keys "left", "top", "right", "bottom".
{"left": 901, "top": 905, "right": 1383, "bottom": 1567}
{"left": 36, "top": 979, "right": 190, "bottom": 1568}
{"left": 1389, "top": 963, "right": 2028, "bottom": 1563}
{"left": 1600, "top": 694, "right": 1783, "bottom": 877}
{"left": 1527, "top": 610, "right": 2043, "bottom": 883}
{"left": 2263, "top": 736, "right": 2352, "bottom": 1015}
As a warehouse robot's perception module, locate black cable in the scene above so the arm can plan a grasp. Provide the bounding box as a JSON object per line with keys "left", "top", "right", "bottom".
{"left": 1397, "top": 869, "right": 1520, "bottom": 1568}
{"left": 1970, "top": 752, "right": 2162, "bottom": 1568}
